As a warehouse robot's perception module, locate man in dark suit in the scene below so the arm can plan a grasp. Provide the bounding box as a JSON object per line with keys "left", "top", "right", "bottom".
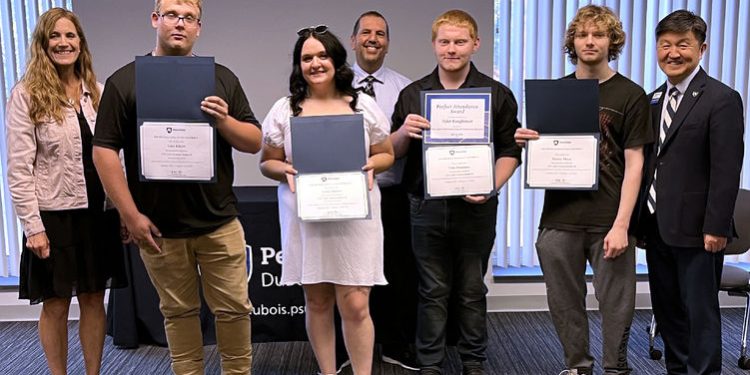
{"left": 638, "top": 9, "right": 745, "bottom": 375}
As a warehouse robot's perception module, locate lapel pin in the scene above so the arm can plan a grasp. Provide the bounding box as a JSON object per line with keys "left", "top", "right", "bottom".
{"left": 692, "top": 91, "right": 699, "bottom": 97}
{"left": 650, "top": 91, "right": 662, "bottom": 105}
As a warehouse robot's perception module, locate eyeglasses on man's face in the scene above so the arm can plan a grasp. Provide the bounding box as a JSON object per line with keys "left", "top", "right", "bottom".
{"left": 158, "top": 12, "right": 200, "bottom": 27}
{"left": 297, "top": 24, "right": 328, "bottom": 37}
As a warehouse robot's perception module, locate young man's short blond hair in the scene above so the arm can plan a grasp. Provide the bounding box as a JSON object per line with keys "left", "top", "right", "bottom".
{"left": 563, "top": 5, "right": 626, "bottom": 64}
{"left": 154, "top": 0, "right": 202, "bottom": 17}
{"left": 431, "top": 9, "right": 478, "bottom": 41}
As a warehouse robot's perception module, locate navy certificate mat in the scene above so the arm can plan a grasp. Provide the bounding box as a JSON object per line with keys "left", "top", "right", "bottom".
{"left": 525, "top": 79, "right": 599, "bottom": 133}
{"left": 135, "top": 56, "right": 215, "bottom": 122}
{"left": 290, "top": 114, "right": 367, "bottom": 174}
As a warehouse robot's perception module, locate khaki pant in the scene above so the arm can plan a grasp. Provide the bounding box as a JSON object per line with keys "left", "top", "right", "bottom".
{"left": 139, "top": 218, "right": 252, "bottom": 375}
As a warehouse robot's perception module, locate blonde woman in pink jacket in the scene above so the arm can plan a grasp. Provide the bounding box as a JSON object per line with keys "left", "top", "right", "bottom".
{"left": 5, "top": 8, "right": 126, "bottom": 375}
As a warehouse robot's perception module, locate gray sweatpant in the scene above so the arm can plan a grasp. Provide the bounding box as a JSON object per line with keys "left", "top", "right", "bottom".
{"left": 536, "top": 228, "right": 636, "bottom": 374}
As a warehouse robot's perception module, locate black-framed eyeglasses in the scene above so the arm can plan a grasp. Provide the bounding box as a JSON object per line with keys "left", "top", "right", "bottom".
{"left": 158, "top": 12, "right": 200, "bottom": 27}
{"left": 297, "top": 24, "right": 328, "bottom": 37}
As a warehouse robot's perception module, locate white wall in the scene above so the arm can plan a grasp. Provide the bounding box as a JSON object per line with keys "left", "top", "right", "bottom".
{"left": 74, "top": 0, "right": 495, "bottom": 186}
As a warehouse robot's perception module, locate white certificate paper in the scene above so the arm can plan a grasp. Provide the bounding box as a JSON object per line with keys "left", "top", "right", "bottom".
{"left": 424, "top": 144, "right": 495, "bottom": 198}
{"left": 525, "top": 134, "right": 599, "bottom": 189}
{"left": 139, "top": 122, "right": 214, "bottom": 181}
{"left": 296, "top": 171, "right": 370, "bottom": 222}
{"left": 428, "top": 98, "right": 487, "bottom": 141}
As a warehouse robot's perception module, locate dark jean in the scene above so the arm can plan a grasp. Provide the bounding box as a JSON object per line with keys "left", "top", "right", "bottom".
{"left": 408, "top": 194, "right": 497, "bottom": 367}
{"left": 372, "top": 185, "right": 418, "bottom": 347}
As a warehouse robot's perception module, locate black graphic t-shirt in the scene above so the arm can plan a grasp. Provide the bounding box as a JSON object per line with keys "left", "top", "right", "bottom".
{"left": 539, "top": 73, "right": 653, "bottom": 232}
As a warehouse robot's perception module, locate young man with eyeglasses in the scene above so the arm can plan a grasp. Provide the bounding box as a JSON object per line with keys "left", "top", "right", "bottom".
{"left": 515, "top": 5, "right": 653, "bottom": 375}
{"left": 92, "top": 0, "right": 261, "bottom": 373}
{"left": 390, "top": 9, "right": 520, "bottom": 375}
{"left": 349, "top": 10, "right": 418, "bottom": 372}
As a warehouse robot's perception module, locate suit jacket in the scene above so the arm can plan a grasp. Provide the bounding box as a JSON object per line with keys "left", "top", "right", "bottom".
{"left": 636, "top": 68, "right": 744, "bottom": 248}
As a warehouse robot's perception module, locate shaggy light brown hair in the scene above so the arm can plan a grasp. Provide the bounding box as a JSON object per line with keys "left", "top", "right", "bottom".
{"left": 564, "top": 5, "right": 626, "bottom": 64}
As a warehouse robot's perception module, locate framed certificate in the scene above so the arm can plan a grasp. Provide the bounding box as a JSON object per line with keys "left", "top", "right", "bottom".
{"left": 523, "top": 79, "right": 600, "bottom": 190}
{"left": 421, "top": 88, "right": 492, "bottom": 144}
{"left": 295, "top": 171, "right": 370, "bottom": 222}
{"left": 139, "top": 121, "right": 215, "bottom": 181}
{"left": 135, "top": 56, "right": 216, "bottom": 182}
{"left": 524, "top": 134, "right": 599, "bottom": 190}
{"left": 290, "top": 114, "right": 370, "bottom": 221}
{"left": 423, "top": 144, "right": 495, "bottom": 199}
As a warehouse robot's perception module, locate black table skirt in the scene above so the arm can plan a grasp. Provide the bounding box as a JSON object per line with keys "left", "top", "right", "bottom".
{"left": 106, "top": 186, "right": 306, "bottom": 348}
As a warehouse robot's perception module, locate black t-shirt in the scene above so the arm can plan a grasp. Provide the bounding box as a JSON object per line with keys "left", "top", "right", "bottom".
{"left": 93, "top": 60, "right": 259, "bottom": 237}
{"left": 539, "top": 72, "right": 653, "bottom": 232}
{"left": 391, "top": 63, "right": 522, "bottom": 197}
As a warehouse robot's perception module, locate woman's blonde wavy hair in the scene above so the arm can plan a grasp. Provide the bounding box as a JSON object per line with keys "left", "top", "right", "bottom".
{"left": 20, "top": 8, "right": 99, "bottom": 125}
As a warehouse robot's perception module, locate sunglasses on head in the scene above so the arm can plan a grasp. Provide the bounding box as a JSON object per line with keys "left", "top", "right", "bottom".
{"left": 297, "top": 24, "right": 329, "bottom": 37}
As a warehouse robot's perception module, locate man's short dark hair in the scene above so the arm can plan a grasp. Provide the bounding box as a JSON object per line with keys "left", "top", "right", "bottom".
{"left": 655, "top": 10, "right": 707, "bottom": 44}
{"left": 352, "top": 10, "right": 389, "bottom": 40}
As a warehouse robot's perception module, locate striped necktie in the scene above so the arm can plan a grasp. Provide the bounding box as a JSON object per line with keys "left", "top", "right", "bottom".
{"left": 361, "top": 75, "right": 377, "bottom": 98}
{"left": 647, "top": 87, "right": 680, "bottom": 214}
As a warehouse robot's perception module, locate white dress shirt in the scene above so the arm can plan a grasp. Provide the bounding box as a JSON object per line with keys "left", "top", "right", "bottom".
{"left": 661, "top": 64, "right": 701, "bottom": 118}
{"left": 352, "top": 63, "right": 411, "bottom": 186}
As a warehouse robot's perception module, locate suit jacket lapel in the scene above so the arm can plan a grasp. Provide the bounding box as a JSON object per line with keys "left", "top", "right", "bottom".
{"left": 660, "top": 69, "right": 708, "bottom": 151}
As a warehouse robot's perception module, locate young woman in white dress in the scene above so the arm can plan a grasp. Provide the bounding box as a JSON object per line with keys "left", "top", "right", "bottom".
{"left": 260, "top": 26, "right": 394, "bottom": 375}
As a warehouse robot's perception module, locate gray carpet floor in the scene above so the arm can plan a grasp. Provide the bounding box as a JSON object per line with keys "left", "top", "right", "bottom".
{"left": 1, "top": 309, "right": 748, "bottom": 374}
